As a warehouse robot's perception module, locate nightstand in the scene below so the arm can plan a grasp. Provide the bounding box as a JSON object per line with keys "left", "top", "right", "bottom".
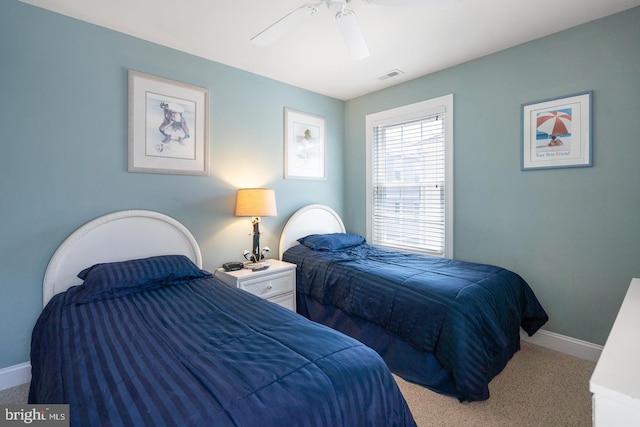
{"left": 214, "top": 260, "right": 297, "bottom": 311}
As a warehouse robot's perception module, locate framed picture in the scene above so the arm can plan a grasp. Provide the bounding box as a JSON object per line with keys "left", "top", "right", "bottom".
{"left": 128, "top": 70, "right": 209, "bottom": 175}
{"left": 521, "top": 91, "right": 592, "bottom": 171}
{"left": 284, "top": 108, "right": 326, "bottom": 180}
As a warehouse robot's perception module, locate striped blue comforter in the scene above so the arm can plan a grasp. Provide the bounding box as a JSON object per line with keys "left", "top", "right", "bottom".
{"left": 284, "top": 243, "right": 548, "bottom": 401}
{"left": 30, "top": 276, "right": 416, "bottom": 426}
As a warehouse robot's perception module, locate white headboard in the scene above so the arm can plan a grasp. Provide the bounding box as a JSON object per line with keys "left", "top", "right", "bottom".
{"left": 278, "top": 204, "right": 346, "bottom": 258}
{"left": 43, "top": 210, "right": 202, "bottom": 307}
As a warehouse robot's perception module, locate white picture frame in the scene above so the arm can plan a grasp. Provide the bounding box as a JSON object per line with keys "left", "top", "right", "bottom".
{"left": 521, "top": 91, "right": 592, "bottom": 171}
{"left": 284, "top": 108, "right": 326, "bottom": 180}
{"left": 128, "top": 70, "right": 209, "bottom": 176}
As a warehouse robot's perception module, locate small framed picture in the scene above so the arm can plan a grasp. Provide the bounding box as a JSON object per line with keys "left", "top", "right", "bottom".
{"left": 128, "top": 70, "right": 209, "bottom": 176}
{"left": 521, "top": 91, "right": 592, "bottom": 171}
{"left": 284, "top": 108, "right": 326, "bottom": 180}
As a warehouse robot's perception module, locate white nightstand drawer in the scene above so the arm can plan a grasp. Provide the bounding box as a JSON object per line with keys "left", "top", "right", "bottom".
{"left": 269, "top": 292, "right": 295, "bottom": 311}
{"left": 240, "top": 270, "right": 294, "bottom": 299}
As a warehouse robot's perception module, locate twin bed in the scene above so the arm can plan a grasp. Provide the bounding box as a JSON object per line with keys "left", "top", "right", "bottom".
{"left": 29, "top": 210, "right": 415, "bottom": 426}
{"left": 30, "top": 204, "right": 548, "bottom": 424}
{"left": 279, "top": 204, "right": 548, "bottom": 402}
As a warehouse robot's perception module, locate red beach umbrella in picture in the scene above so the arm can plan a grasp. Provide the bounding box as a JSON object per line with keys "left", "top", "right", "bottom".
{"left": 536, "top": 110, "right": 571, "bottom": 137}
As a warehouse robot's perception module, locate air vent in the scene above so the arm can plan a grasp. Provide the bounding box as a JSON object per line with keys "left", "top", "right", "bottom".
{"left": 378, "top": 69, "right": 404, "bottom": 81}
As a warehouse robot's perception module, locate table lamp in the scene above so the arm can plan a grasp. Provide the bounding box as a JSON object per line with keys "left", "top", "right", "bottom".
{"left": 235, "top": 188, "right": 277, "bottom": 263}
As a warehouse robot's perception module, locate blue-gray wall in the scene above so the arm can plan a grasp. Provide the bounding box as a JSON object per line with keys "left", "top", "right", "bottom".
{"left": 344, "top": 7, "right": 640, "bottom": 347}
{"left": 0, "top": 1, "right": 344, "bottom": 369}
{"left": 2, "top": 1, "right": 638, "bottom": 371}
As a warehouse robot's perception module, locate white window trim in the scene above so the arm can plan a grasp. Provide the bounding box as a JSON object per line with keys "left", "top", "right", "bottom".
{"left": 365, "top": 94, "right": 454, "bottom": 258}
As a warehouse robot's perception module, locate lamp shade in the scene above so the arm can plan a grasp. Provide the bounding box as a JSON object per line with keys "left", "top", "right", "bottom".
{"left": 235, "top": 188, "right": 277, "bottom": 217}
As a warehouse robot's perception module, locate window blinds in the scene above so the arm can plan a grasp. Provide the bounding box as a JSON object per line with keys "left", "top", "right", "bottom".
{"left": 371, "top": 111, "right": 446, "bottom": 255}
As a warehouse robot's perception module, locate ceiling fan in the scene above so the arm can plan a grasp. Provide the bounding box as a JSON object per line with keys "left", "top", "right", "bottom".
{"left": 251, "top": 0, "right": 428, "bottom": 60}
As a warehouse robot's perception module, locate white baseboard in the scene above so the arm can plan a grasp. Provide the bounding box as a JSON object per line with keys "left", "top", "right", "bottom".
{"left": 521, "top": 328, "right": 603, "bottom": 363}
{"left": 0, "top": 362, "right": 31, "bottom": 391}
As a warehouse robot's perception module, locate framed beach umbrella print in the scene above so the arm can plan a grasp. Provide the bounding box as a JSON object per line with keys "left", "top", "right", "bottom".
{"left": 521, "top": 91, "right": 592, "bottom": 170}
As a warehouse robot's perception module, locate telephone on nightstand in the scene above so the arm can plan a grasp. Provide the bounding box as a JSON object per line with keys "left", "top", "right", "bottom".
{"left": 222, "top": 262, "right": 244, "bottom": 272}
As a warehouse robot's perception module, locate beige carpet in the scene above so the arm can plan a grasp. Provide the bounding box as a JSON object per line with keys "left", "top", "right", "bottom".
{"left": 0, "top": 382, "right": 29, "bottom": 404}
{"left": 1, "top": 342, "right": 595, "bottom": 426}
{"left": 395, "top": 341, "right": 596, "bottom": 427}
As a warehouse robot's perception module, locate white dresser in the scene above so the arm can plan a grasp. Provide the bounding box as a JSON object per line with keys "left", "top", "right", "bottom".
{"left": 590, "top": 278, "right": 640, "bottom": 426}
{"left": 214, "top": 259, "right": 296, "bottom": 311}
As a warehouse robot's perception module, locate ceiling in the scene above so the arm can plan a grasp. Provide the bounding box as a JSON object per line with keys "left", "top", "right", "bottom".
{"left": 20, "top": 0, "right": 640, "bottom": 100}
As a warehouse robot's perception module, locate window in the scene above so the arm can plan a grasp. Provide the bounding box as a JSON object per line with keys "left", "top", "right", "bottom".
{"left": 365, "top": 95, "right": 453, "bottom": 258}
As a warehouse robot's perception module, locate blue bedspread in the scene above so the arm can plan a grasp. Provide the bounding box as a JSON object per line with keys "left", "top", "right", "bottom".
{"left": 284, "top": 243, "right": 548, "bottom": 401}
{"left": 30, "top": 276, "right": 416, "bottom": 426}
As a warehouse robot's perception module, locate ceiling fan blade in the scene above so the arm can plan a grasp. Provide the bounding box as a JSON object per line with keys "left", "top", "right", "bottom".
{"left": 335, "top": 9, "right": 370, "bottom": 59}
{"left": 251, "top": 4, "right": 319, "bottom": 46}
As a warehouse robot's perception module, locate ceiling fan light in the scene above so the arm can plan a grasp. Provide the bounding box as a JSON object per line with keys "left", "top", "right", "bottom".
{"left": 335, "top": 9, "right": 370, "bottom": 60}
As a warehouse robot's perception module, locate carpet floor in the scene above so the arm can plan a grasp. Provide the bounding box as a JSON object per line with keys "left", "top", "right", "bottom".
{"left": 1, "top": 342, "right": 595, "bottom": 426}
{"left": 395, "top": 341, "right": 596, "bottom": 426}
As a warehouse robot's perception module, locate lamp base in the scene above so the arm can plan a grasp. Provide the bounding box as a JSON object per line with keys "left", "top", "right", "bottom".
{"left": 240, "top": 218, "right": 272, "bottom": 263}
{"left": 243, "top": 248, "right": 271, "bottom": 263}
{"left": 251, "top": 218, "right": 261, "bottom": 261}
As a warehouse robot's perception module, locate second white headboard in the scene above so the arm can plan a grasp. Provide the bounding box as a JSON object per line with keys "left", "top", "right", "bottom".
{"left": 278, "top": 204, "right": 346, "bottom": 258}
